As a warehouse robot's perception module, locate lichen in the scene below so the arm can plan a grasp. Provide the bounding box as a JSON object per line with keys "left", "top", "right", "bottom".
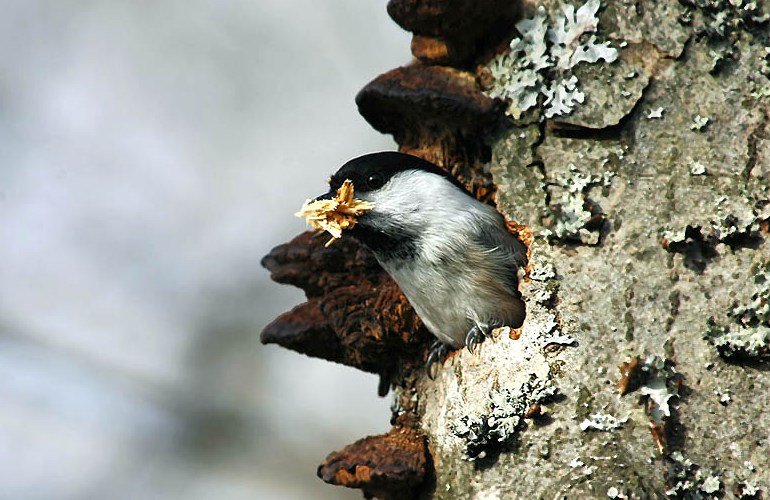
{"left": 527, "top": 257, "right": 562, "bottom": 315}
{"left": 738, "top": 481, "right": 761, "bottom": 499}
{"left": 579, "top": 412, "right": 628, "bottom": 432}
{"left": 543, "top": 75, "right": 585, "bottom": 117}
{"left": 646, "top": 106, "right": 665, "bottom": 119}
{"left": 450, "top": 374, "right": 557, "bottom": 460}
{"left": 688, "top": 160, "right": 708, "bottom": 175}
{"left": 483, "top": 0, "right": 618, "bottom": 119}
{"left": 706, "top": 261, "right": 770, "bottom": 360}
{"left": 679, "top": 0, "right": 770, "bottom": 75}
{"left": 662, "top": 208, "right": 767, "bottom": 272}
{"left": 529, "top": 261, "right": 557, "bottom": 282}
{"left": 542, "top": 164, "right": 614, "bottom": 245}
{"left": 541, "top": 332, "right": 577, "bottom": 347}
{"left": 638, "top": 355, "right": 680, "bottom": 424}
{"left": 665, "top": 451, "right": 723, "bottom": 498}
{"left": 690, "top": 115, "right": 710, "bottom": 131}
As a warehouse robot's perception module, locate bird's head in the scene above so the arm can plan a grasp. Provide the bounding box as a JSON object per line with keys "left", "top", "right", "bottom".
{"left": 317, "top": 152, "right": 471, "bottom": 244}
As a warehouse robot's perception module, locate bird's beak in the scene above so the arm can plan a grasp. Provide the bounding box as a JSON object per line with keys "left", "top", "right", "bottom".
{"left": 314, "top": 190, "right": 335, "bottom": 201}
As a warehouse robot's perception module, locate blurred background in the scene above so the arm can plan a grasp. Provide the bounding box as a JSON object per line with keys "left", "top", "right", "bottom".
{"left": 0, "top": 1, "right": 409, "bottom": 498}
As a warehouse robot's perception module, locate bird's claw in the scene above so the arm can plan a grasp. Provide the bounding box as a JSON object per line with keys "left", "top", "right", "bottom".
{"left": 426, "top": 323, "right": 495, "bottom": 378}
{"left": 426, "top": 340, "right": 451, "bottom": 380}
{"left": 465, "top": 323, "right": 491, "bottom": 353}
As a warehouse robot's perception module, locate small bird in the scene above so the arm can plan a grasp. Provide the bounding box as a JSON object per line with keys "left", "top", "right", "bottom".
{"left": 314, "top": 152, "right": 527, "bottom": 372}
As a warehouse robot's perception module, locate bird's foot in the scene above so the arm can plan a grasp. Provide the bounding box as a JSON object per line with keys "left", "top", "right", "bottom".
{"left": 426, "top": 340, "right": 452, "bottom": 380}
{"left": 465, "top": 322, "right": 493, "bottom": 354}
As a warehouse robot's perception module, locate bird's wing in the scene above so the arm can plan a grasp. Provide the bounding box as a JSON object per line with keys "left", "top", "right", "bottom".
{"left": 472, "top": 220, "right": 528, "bottom": 293}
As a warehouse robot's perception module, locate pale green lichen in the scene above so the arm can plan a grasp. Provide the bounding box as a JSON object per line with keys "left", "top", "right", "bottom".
{"left": 484, "top": 0, "right": 618, "bottom": 119}
{"left": 529, "top": 261, "right": 557, "bottom": 282}
{"left": 529, "top": 259, "right": 561, "bottom": 307}
{"left": 543, "top": 165, "right": 614, "bottom": 245}
{"left": 679, "top": 0, "right": 770, "bottom": 74}
{"left": 541, "top": 331, "right": 577, "bottom": 348}
{"left": 690, "top": 114, "right": 711, "bottom": 131}
{"left": 665, "top": 451, "right": 724, "bottom": 498}
{"left": 646, "top": 106, "right": 665, "bottom": 119}
{"left": 688, "top": 160, "right": 708, "bottom": 175}
{"left": 638, "top": 355, "right": 679, "bottom": 424}
{"left": 662, "top": 207, "right": 766, "bottom": 272}
{"left": 618, "top": 354, "right": 681, "bottom": 456}
{"left": 739, "top": 481, "right": 760, "bottom": 498}
{"left": 450, "top": 374, "right": 557, "bottom": 460}
{"left": 706, "top": 261, "right": 770, "bottom": 360}
{"left": 579, "top": 412, "right": 628, "bottom": 432}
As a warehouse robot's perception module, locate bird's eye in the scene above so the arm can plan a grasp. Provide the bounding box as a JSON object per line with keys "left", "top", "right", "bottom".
{"left": 367, "top": 173, "right": 384, "bottom": 190}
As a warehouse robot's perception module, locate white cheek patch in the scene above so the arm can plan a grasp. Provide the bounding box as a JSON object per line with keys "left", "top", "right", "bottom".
{"left": 361, "top": 170, "right": 467, "bottom": 225}
{"left": 360, "top": 170, "right": 502, "bottom": 254}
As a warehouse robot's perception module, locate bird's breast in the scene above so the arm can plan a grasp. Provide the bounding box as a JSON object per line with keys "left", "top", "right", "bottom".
{"left": 383, "top": 247, "right": 522, "bottom": 348}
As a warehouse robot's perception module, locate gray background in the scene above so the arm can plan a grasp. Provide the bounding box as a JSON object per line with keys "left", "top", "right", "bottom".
{"left": 0, "top": 1, "right": 409, "bottom": 498}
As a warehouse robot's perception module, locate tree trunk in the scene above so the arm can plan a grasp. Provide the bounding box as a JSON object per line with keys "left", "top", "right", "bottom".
{"left": 263, "top": 1, "right": 770, "bottom": 498}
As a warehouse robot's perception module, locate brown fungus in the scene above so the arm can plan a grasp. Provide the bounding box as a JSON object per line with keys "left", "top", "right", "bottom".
{"left": 260, "top": 232, "right": 430, "bottom": 376}
{"left": 356, "top": 64, "right": 504, "bottom": 201}
{"left": 356, "top": 65, "right": 499, "bottom": 151}
{"left": 318, "top": 424, "right": 429, "bottom": 500}
{"left": 386, "top": 0, "right": 523, "bottom": 67}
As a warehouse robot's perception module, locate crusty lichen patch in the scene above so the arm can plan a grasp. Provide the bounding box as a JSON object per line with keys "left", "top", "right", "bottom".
{"left": 483, "top": 0, "right": 619, "bottom": 119}
{"left": 706, "top": 261, "right": 770, "bottom": 360}
{"left": 450, "top": 373, "right": 557, "bottom": 460}
{"left": 420, "top": 323, "right": 557, "bottom": 463}
{"left": 665, "top": 451, "right": 725, "bottom": 498}
{"left": 295, "top": 179, "right": 374, "bottom": 247}
{"left": 543, "top": 164, "right": 614, "bottom": 245}
{"left": 679, "top": 0, "right": 770, "bottom": 75}
{"left": 661, "top": 200, "right": 767, "bottom": 272}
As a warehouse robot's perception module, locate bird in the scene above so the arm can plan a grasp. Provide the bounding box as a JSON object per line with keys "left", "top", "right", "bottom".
{"left": 314, "top": 151, "right": 527, "bottom": 375}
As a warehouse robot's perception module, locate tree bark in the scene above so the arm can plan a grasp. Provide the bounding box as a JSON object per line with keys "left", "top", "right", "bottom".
{"left": 416, "top": 1, "right": 770, "bottom": 497}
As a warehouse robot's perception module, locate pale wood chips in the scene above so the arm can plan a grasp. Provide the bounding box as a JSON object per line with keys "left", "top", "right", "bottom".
{"left": 295, "top": 180, "right": 375, "bottom": 247}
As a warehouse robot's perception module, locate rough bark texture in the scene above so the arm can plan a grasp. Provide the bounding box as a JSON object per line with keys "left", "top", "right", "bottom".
{"left": 263, "top": 1, "right": 770, "bottom": 498}
{"left": 420, "top": 2, "right": 770, "bottom": 498}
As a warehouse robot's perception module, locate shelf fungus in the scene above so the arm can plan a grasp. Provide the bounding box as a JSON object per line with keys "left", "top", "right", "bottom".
{"left": 318, "top": 424, "right": 428, "bottom": 500}
{"left": 295, "top": 179, "right": 374, "bottom": 247}
{"left": 386, "top": 0, "right": 523, "bottom": 67}
{"left": 357, "top": 65, "right": 501, "bottom": 152}
{"left": 356, "top": 64, "right": 505, "bottom": 202}
{"left": 262, "top": 2, "right": 539, "bottom": 498}
{"left": 261, "top": 231, "right": 430, "bottom": 377}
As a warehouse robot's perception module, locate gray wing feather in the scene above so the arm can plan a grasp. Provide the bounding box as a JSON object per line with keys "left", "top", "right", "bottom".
{"left": 473, "top": 219, "right": 528, "bottom": 294}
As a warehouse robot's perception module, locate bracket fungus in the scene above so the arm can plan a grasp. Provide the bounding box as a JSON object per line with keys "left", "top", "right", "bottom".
{"left": 386, "top": 0, "right": 523, "bottom": 67}
{"left": 261, "top": 231, "right": 429, "bottom": 376}
{"left": 318, "top": 423, "right": 428, "bottom": 500}
{"left": 356, "top": 65, "right": 501, "bottom": 157}
{"left": 356, "top": 64, "right": 505, "bottom": 202}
